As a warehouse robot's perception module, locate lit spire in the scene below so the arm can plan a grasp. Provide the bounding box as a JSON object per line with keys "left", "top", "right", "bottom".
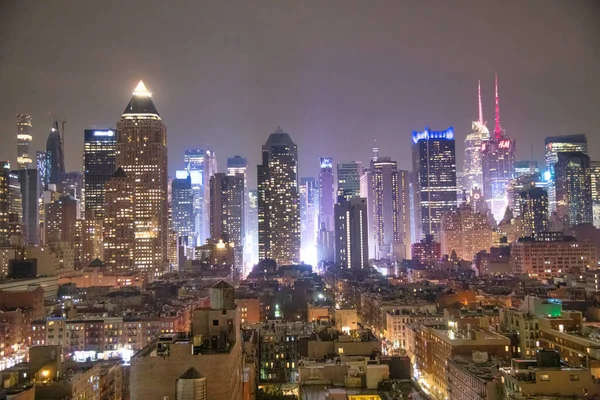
{"left": 494, "top": 72, "right": 503, "bottom": 139}
{"left": 478, "top": 80, "right": 483, "bottom": 125}
{"left": 133, "top": 80, "right": 151, "bottom": 97}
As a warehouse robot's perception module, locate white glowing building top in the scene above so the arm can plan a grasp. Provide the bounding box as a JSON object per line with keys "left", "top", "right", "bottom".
{"left": 463, "top": 81, "right": 490, "bottom": 193}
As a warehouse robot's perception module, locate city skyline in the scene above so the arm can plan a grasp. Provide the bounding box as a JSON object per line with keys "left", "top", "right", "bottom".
{"left": 1, "top": 1, "right": 600, "bottom": 186}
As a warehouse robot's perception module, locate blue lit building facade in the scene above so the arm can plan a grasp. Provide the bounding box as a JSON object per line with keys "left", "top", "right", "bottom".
{"left": 184, "top": 149, "right": 217, "bottom": 246}
{"left": 411, "top": 127, "right": 458, "bottom": 239}
{"left": 172, "top": 172, "right": 195, "bottom": 242}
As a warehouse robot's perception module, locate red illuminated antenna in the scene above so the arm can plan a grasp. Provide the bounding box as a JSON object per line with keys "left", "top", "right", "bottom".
{"left": 478, "top": 80, "right": 483, "bottom": 125}
{"left": 494, "top": 73, "right": 503, "bottom": 139}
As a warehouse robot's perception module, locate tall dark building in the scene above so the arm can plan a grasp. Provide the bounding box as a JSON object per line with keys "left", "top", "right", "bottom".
{"left": 210, "top": 172, "right": 245, "bottom": 268}
{"left": 519, "top": 186, "right": 549, "bottom": 237}
{"left": 46, "top": 121, "right": 66, "bottom": 186}
{"left": 257, "top": 127, "right": 300, "bottom": 265}
{"left": 16, "top": 168, "right": 39, "bottom": 245}
{"left": 116, "top": 81, "right": 168, "bottom": 278}
{"left": 334, "top": 197, "right": 369, "bottom": 270}
{"left": 172, "top": 173, "right": 194, "bottom": 241}
{"left": 555, "top": 152, "right": 593, "bottom": 226}
{"left": 83, "top": 129, "right": 117, "bottom": 219}
{"left": 0, "top": 162, "right": 10, "bottom": 246}
{"left": 412, "top": 126, "right": 458, "bottom": 239}
{"left": 1, "top": 162, "right": 21, "bottom": 246}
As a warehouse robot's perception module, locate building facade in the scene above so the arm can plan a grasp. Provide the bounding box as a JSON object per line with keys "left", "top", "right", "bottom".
{"left": 103, "top": 168, "right": 134, "bottom": 271}
{"left": 83, "top": 129, "right": 117, "bottom": 219}
{"left": 412, "top": 127, "right": 458, "bottom": 240}
{"left": 554, "top": 151, "right": 593, "bottom": 227}
{"left": 519, "top": 186, "right": 549, "bottom": 237}
{"left": 462, "top": 81, "right": 490, "bottom": 193}
{"left": 257, "top": 127, "right": 300, "bottom": 265}
{"left": 544, "top": 134, "right": 588, "bottom": 213}
{"left": 337, "top": 162, "right": 363, "bottom": 200}
{"left": 368, "top": 156, "right": 409, "bottom": 260}
{"left": 16, "top": 114, "right": 33, "bottom": 169}
{"left": 510, "top": 235, "right": 596, "bottom": 278}
{"left": 115, "top": 81, "right": 168, "bottom": 278}
{"left": 334, "top": 197, "right": 369, "bottom": 270}
{"left": 210, "top": 172, "right": 245, "bottom": 268}
{"left": 440, "top": 203, "right": 493, "bottom": 261}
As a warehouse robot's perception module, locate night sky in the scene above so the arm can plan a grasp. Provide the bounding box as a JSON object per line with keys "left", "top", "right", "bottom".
{"left": 1, "top": 1, "right": 599, "bottom": 187}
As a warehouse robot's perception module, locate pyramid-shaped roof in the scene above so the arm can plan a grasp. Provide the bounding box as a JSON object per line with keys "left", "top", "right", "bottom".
{"left": 264, "top": 126, "right": 296, "bottom": 148}
{"left": 212, "top": 280, "right": 233, "bottom": 289}
{"left": 122, "top": 81, "right": 159, "bottom": 116}
{"left": 88, "top": 258, "right": 104, "bottom": 268}
{"left": 113, "top": 167, "right": 127, "bottom": 178}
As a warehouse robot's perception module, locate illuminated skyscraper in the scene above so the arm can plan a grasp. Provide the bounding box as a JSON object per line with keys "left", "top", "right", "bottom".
{"left": 300, "top": 177, "right": 318, "bottom": 264}
{"left": 257, "top": 127, "right": 300, "bottom": 265}
{"left": 103, "top": 168, "right": 134, "bottom": 270}
{"left": 412, "top": 126, "right": 458, "bottom": 239}
{"left": 172, "top": 172, "right": 194, "bottom": 241}
{"left": 545, "top": 134, "right": 588, "bottom": 213}
{"left": 46, "top": 121, "right": 66, "bottom": 187}
{"left": 337, "top": 161, "right": 363, "bottom": 200}
{"left": 245, "top": 189, "right": 258, "bottom": 267}
{"left": 36, "top": 151, "right": 48, "bottom": 190}
{"left": 83, "top": 129, "right": 117, "bottom": 219}
{"left": 116, "top": 81, "right": 168, "bottom": 278}
{"left": 45, "top": 195, "right": 77, "bottom": 247}
{"left": 334, "top": 197, "right": 369, "bottom": 270}
{"left": 481, "top": 74, "right": 515, "bottom": 222}
{"left": 227, "top": 155, "right": 248, "bottom": 262}
{"left": 185, "top": 148, "right": 217, "bottom": 246}
{"left": 368, "top": 156, "right": 410, "bottom": 260}
{"left": 591, "top": 161, "right": 600, "bottom": 229}
{"left": 463, "top": 81, "right": 490, "bottom": 193}
{"left": 210, "top": 172, "right": 244, "bottom": 268}
{"left": 16, "top": 114, "right": 33, "bottom": 169}
{"left": 227, "top": 155, "right": 247, "bottom": 177}
{"left": 7, "top": 169, "right": 21, "bottom": 244}
{"left": 519, "top": 186, "right": 549, "bottom": 237}
{"left": 319, "top": 158, "right": 335, "bottom": 231}
{"left": 554, "top": 152, "right": 593, "bottom": 227}
{"left": 0, "top": 162, "right": 10, "bottom": 246}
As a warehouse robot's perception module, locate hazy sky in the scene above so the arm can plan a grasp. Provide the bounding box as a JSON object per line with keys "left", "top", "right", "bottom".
{"left": 1, "top": 1, "right": 599, "bottom": 187}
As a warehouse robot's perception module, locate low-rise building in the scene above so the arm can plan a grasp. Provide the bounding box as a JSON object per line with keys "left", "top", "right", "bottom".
{"left": 499, "top": 351, "right": 600, "bottom": 399}
{"left": 447, "top": 355, "right": 503, "bottom": 400}
{"left": 510, "top": 234, "right": 596, "bottom": 278}
{"left": 385, "top": 310, "right": 443, "bottom": 350}
{"left": 414, "top": 324, "right": 510, "bottom": 400}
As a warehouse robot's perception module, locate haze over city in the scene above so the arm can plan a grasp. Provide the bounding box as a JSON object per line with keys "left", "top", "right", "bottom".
{"left": 1, "top": 1, "right": 600, "bottom": 185}
{"left": 3, "top": 2, "right": 600, "bottom": 400}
